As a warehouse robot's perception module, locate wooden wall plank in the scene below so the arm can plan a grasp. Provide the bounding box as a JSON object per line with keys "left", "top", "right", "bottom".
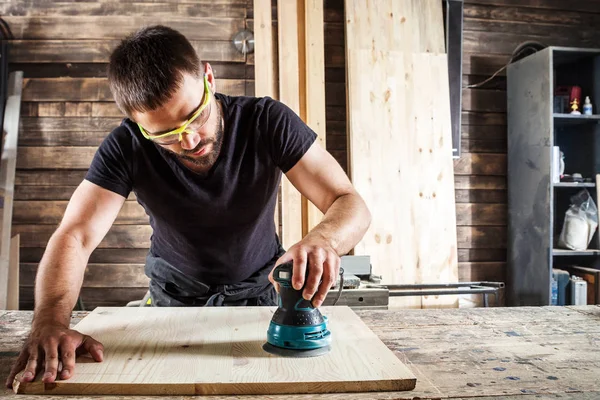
{"left": 277, "top": 0, "right": 303, "bottom": 250}
{"left": 20, "top": 263, "right": 148, "bottom": 288}
{"left": 19, "top": 287, "right": 149, "bottom": 310}
{"left": 457, "top": 227, "right": 506, "bottom": 249}
{"left": 5, "top": 16, "right": 244, "bottom": 40}
{"left": 10, "top": 40, "right": 245, "bottom": 63}
{"left": 22, "top": 78, "right": 246, "bottom": 102}
{"left": 458, "top": 249, "right": 506, "bottom": 263}
{"left": 13, "top": 225, "right": 152, "bottom": 248}
{"left": 455, "top": 204, "right": 506, "bottom": 226}
{"left": 303, "top": 0, "right": 327, "bottom": 234}
{"left": 16, "top": 170, "right": 87, "bottom": 186}
{"left": 21, "top": 248, "right": 149, "bottom": 264}
{"left": 17, "top": 147, "right": 97, "bottom": 169}
{"left": 453, "top": 154, "right": 507, "bottom": 176}
{"left": 0, "top": 1, "right": 246, "bottom": 17}
{"left": 464, "top": 0, "right": 600, "bottom": 13}
{"left": 13, "top": 200, "right": 148, "bottom": 225}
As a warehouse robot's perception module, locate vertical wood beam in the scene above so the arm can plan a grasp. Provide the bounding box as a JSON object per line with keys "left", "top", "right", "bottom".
{"left": 277, "top": 0, "right": 303, "bottom": 249}
{"left": 302, "top": 0, "right": 326, "bottom": 235}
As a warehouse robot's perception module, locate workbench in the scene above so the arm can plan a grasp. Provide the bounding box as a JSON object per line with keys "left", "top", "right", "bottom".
{"left": 1, "top": 306, "right": 599, "bottom": 399}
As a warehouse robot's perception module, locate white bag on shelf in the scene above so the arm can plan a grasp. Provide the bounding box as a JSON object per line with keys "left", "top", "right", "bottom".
{"left": 558, "top": 189, "right": 598, "bottom": 251}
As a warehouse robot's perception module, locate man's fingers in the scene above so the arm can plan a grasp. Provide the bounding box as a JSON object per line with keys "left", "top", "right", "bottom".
{"left": 303, "top": 252, "right": 325, "bottom": 301}
{"left": 81, "top": 335, "right": 104, "bottom": 362}
{"left": 21, "top": 346, "right": 40, "bottom": 384}
{"left": 59, "top": 336, "right": 78, "bottom": 380}
{"left": 6, "top": 348, "right": 31, "bottom": 389}
{"left": 313, "top": 254, "right": 340, "bottom": 307}
{"left": 292, "top": 251, "right": 308, "bottom": 290}
{"left": 42, "top": 338, "right": 60, "bottom": 383}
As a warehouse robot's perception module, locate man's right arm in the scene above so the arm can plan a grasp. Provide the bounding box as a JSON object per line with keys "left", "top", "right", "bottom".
{"left": 6, "top": 179, "right": 126, "bottom": 389}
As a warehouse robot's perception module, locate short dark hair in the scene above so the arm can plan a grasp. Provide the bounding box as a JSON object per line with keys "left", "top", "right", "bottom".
{"left": 108, "top": 25, "right": 202, "bottom": 116}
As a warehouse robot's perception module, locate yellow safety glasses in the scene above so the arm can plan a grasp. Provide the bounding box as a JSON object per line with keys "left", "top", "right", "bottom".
{"left": 137, "top": 74, "right": 212, "bottom": 145}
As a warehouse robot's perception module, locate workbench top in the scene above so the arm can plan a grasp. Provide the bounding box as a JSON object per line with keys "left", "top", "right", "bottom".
{"left": 1, "top": 306, "right": 599, "bottom": 399}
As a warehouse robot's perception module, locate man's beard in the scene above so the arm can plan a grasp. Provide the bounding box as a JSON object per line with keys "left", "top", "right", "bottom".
{"left": 175, "top": 103, "right": 224, "bottom": 171}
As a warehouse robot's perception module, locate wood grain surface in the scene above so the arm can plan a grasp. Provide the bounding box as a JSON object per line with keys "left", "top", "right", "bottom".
{"left": 12, "top": 306, "right": 416, "bottom": 395}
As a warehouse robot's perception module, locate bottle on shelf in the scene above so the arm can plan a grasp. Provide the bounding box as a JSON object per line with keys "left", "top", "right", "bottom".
{"left": 583, "top": 96, "right": 593, "bottom": 115}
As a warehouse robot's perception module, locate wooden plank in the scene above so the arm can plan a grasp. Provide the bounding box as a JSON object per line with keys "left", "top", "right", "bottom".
{"left": 463, "top": 3, "right": 600, "bottom": 26}
{"left": 20, "top": 263, "right": 148, "bottom": 288}
{"left": 453, "top": 153, "right": 506, "bottom": 176}
{"left": 344, "top": 0, "right": 445, "bottom": 54}
{"left": 277, "top": 0, "right": 303, "bottom": 250}
{"left": 461, "top": 124, "right": 507, "bottom": 141}
{"left": 20, "top": 247, "right": 149, "bottom": 264}
{"left": 454, "top": 175, "right": 506, "bottom": 190}
{"left": 9, "top": 40, "right": 244, "bottom": 63}
{"left": 7, "top": 235, "right": 19, "bottom": 310}
{"left": 464, "top": 0, "right": 600, "bottom": 13}
{"left": 0, "top": 71, "right": 24, "bottom": 310}
{"left": 15, "top": 170, "right": 87, "bottom": 186}
{"left": 461, "top": 139, "right": 507, "bottom": 154}
{"left": 455, "top": 189, "right": 507, "bottom": 203}
{"left": 458, "top": 248, "right": 506, "bottom": 262}
{"left": 15, "top": 185, "right": 136, "bottom": 201}
{"left": 462, "top": 111, "right": 506, "bottom": 126}
{"left": 455, "top": 204, "right": 506, "bottom": 226}
{"left": 13, "top": 200, "right": 148, "bottom": 225}
{"left": 303, "top": 0, "right": 327, "bottom": 234}
{"left": 21, "top": 117, "right": 122, "bottom": 131}
{"left": 22, "top": 78, "right": 246, "bottom": 102}
{"left": 20, "top": 131, "right": 107, "bottom": 147}
{"left": 19, "top": 287, "right": 149, "bottom": 310}
{"left": 0, "top": 1, "right": 246, "bottom": 17}
{"left": 457, "top": 227, "right": 506, "bottom": 249}
{"left": 17, "top": 147, "right": 97, "bottom": 169}
{"left": 462, "top": 89, "right": 506, "bottom": 113}
{"left": 12, "top": 307, "right": 416, "bottom": 395}
{"left": 253, "top": 0, "right": 277, "bottom": 98}
{"left": 463, "top": 53, "right": 510, "bottom": 76}
{"left": 4, "top": 16, "right": 244, "bottom": 40}
{"left": 254, "top": 0, "right": 279, "bottom": 237}
{"left": 345, "top": 0, "right": 458, "bottom": 309}
{"left": 12, "top": 224, "right": 152, "bottom": 248}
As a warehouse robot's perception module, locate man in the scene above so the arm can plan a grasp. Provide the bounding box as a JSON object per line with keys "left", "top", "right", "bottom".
{"left": 6, "top": 25, "right": 370, "bottom": 388}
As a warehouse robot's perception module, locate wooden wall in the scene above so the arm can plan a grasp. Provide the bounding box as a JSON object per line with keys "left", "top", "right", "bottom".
{"left": 4, "top": 0, "right": 254, "bottom": 309}
{"left": 6, "top": 0, "right": 600, "bottom": 309}
{"left": 320, "top": 0, "right": 600, "bottom": 303}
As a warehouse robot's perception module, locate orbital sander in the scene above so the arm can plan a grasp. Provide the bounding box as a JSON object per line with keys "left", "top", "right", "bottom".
{"left": 263, "top": 261, "right": 343, "bottom": 357}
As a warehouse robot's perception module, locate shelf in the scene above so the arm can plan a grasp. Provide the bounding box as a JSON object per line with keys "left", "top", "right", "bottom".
{"left": 554, "top": 113, "right": 600, "bottom": 126}
{"left": 553, "top": 182, "right": 596, "bottom": 187}
{"left": 553, "top": 249, "right": 600, "bottom": 256}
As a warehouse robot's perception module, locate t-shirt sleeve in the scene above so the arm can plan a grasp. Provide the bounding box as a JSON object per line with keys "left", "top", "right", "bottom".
{"left": 260, "top": 98, "right": 318, "bottom": 173}
{"left": 84, "top": 126, "right": 134, "bottom": 198}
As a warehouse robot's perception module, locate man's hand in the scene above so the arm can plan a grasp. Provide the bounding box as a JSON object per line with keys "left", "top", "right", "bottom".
{"left": 271, "top": 233, "right": 341, "bottom": 308}
{"left": 6, "top": 321, "right": 104, "bottom": 389}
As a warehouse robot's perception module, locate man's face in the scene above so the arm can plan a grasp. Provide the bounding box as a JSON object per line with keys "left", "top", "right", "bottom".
{"left": 132, "top": 69, "right": 224, "bottom": 172}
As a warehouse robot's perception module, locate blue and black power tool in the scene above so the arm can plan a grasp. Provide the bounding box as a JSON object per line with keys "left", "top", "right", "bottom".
{"left": 262, "top": 261, "right": 343, "bottom": 358}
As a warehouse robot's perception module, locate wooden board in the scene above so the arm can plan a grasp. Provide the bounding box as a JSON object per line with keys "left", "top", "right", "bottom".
{"left": 344, "top": 0, "right": 458, "bottom": 308}
{"left": 12, "top": 306, "right": 416, "bottom": 395}
{"left": 7, "top": 234, "right": 19, "bottom": 310}
{"left": 253, "top": 0, "right": 280, "bottom": 238}
{"left": 0, "top": 71, "right": 23, "bottom": 310}
{"left": 303, "top": 0, "right": 327, "bottom": 234}
{"left": 277, "top": 0, "right": 303, "bottom": 250}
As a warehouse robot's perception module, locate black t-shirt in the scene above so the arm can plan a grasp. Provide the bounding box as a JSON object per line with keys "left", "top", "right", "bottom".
{"left": 85, "top": 94, "right": 317, "bottom": 284}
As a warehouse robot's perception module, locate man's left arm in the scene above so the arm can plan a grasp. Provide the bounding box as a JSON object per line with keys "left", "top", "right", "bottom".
{"left": 272, "top": 141, "right": 371, "bottom": 307}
